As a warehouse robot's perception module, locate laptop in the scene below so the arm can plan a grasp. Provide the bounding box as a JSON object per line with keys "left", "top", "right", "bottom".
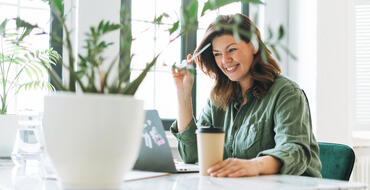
{"left": 133, "top": 110, "right": 199, "bottom": 173}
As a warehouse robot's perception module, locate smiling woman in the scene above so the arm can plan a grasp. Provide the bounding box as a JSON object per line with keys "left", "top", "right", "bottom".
{"left": 212, "top": 35, "right": 256, "bottom": 95}
{"left": 196, "top": 14, "right": 280, "bottom": 109}
{"left": 170, "top": 13, "right": 322, "bottom": 178}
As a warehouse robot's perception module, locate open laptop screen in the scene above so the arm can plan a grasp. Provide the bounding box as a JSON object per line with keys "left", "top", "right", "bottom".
{"left": 133, "top": 110, "right": 178, "bottom": 172}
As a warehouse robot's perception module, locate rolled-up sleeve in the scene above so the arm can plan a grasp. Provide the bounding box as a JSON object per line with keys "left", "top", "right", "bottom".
{"left": 170, "top": 119, "right": 198, "bottom": 163}
{"left": 170, "top": 99, "right": 214, "bottom": 163}
{"left": 257, "top": 88, "right": 312, "bottom": 175}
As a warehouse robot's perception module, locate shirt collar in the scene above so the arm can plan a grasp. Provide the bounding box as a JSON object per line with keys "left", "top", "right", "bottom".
{"left": 232, "top": 90, "right": 254, "bottom": 110}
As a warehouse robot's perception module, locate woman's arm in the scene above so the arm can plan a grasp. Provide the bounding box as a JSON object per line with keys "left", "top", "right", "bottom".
{"left": 172, "top": 54, "right": 194, "bottom": 132}
{"left": 176, "top": 82, "right": 194, "bottom": 132}
{"left": 207, "top": 156, "right": 281, "bottom": 177}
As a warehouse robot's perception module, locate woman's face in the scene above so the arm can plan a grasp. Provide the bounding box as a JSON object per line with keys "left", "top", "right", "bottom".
{"left": 212, "top": 34, "right": 257, "bottom": 83}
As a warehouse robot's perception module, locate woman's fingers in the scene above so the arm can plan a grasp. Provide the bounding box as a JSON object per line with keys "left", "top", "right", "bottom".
{"left": 213, "top": 165, "right": 239, "bottom": 177}
{"left": 172, "top": 68, "right": 185, "bottom": 77}
{"left": 208, "top": 158, "right": 261, "bottom": 177}
{"left": 208, "top": 158, "right": 235, "bottom": 175}
{"left": 209, "top": 158, "right": 239, "bottom": 177}
{"left": 228, "top": 170, "right": 244, "bottom": 178}
{"left": 207, "top": 159, "right": 230, "bottom": 174}
{"left": 186, "top": 54, "right": 193, "bottom": 62}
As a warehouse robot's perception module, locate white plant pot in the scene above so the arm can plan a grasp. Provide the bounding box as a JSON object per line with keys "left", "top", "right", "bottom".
{"left": 43, "top": 93, "right": 144, "bottom": 189}
{"left": 0, "top": 114, "right": 19, "bottom": 157}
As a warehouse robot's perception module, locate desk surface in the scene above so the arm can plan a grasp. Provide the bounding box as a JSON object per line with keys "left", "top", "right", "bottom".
{"left": 0, "top": 161, "right": 367, "bottom": 190}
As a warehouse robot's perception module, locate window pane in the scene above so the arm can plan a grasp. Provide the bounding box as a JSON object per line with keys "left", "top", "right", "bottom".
{"left": 131, "top": 23, "right": 155, "bottom": 69}
{"left": 20, "top": 0, "right": 48, "bottom": 9}
{"left": 0, "top": 4, "right": 18, "bottom": 21}
{"left": 0, "top": 0, "right": 16, "bottom": 4}
{"left": 196, "top": 72, "right": 213, "bottom": 114}
{"left": 131, "top": 0, "right": 180, "bottom": 119}
{"left": 19, "top": 8, "right": 50, "bottom": 33}
{"left": 132, "top": 0, "right": 155, "bottom": 22}
{"left": 0, "top": 1, "right": 50, "bottom": 113}
{"left": 154, "top": 71, "right": 178, "bottom": 119}
{"left": 354, "top": 3, "right": 370, "bottom": 130}
{"left": 131, "top": 70, "right": 155, "bottom": 109}
{"left": 156, "top": 29, "right": 181, "bottom": 71}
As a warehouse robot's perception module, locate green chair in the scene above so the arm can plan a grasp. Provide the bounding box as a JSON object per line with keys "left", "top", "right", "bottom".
{"left": 318, "top": 142, "right": 355, "bottom": 181}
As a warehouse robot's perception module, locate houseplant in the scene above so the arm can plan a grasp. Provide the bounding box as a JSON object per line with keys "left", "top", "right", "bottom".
{"left": 0, "top": 18, "right": 57, "bottom": 157}
{"left": 21, "top": 0, "right": 289, "bottom": 189}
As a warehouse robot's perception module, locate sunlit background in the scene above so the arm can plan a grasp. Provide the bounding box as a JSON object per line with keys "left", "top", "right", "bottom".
{"left": 0, "top": 0, "right": 50, "bottom": 113}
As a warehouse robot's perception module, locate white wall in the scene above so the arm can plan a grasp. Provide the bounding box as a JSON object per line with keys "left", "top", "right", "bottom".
{"left": 250, "top": 0, "right": 290, "bottom": 73}
{"left": 316, "top": 0, "right": 352, "bottom": 145}
{"left": 260, "top": 0, "right": 354, "bottom": 144}
{"left": 263, "top": 0, "right": 289, "bottom": 73}
{"left": 287, "top": 0, "right": 317, "bottom": 133}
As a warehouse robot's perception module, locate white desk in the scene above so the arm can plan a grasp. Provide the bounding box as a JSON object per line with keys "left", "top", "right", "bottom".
{"left": 0, "top": 160, "right": 367, "bottom": 190}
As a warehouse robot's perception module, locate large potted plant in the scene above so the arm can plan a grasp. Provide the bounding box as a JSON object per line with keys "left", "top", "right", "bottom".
{"left": 24, "top": 0, "right": 289, "bottom": 189}
{"left": 0, "top": 18, "right": 57, "bottom": 157}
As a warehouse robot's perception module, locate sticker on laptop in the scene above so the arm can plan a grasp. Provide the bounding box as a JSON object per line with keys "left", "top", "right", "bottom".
{"left": 142, "top": 119, "right": 166, "bottom": 149}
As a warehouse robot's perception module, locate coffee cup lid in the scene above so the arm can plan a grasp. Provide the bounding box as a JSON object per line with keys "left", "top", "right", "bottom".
{"left": 196, "top": 125, "right": 224, "bottom": 133}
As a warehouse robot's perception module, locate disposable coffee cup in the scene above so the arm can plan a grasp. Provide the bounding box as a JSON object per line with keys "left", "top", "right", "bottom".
{"left": 196, "top": 125, "right": 225, "bottom": 176}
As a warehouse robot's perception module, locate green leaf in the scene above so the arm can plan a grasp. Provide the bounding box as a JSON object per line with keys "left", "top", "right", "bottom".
{"left": 270, "top": 45, "right": 281, "bottom": 61}
{"left": 154, "top": 13, "right": 169, "bottom": 24}
{"left": 232, "top": 14, "right": 243, "bottom": 42}
{"left": 98, "top": 20, "right": 122, "bottom": 35}
{"left": 15, "top": 17, "right": 38, "bottom": 42}
{"left": 233, "top": 27, "right": 241, "bottom": 43}
{"left": 279, "top": 45, "right": 297, "bottom": 60}
{"left": 260, "top": 46, "right": 268, "bottom": 62}
{"left": 181, "top": 0, "right": 198, "bottom": 34}
{"left": 120, "top": 55, "right": 159, "bottom": 95}
{"left": 26, "top": 63, "right": 41, "bottom": 80}
{"left": 169, "top": 21, "right": 179, "bottom": 34}
{"left": 201, "top": 0, "right": 264, "bottom": 16}
{"left": 278, "top": 25, "right": 284, "bottom": 40}
{"left": 18, "top": 81, "right": 52, "bottom": 92}
{"left": 31, "top": 62, "right": 44, "bottom": 79}
{"left": 50, "top": 0, "right": 64, "bottom": 15}
{"left": 267, "top": 27, "right": 273, "bottom": 41}
{"left": 0, "top": 19, "right": 8, "bottom": 36}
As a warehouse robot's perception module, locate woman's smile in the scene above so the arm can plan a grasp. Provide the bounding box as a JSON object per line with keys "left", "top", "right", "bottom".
{"left": 212, "top": 34, "right": 255, "bottom": 86}
{"left": 224, "top": 64, "right": 239, "bottom": 73}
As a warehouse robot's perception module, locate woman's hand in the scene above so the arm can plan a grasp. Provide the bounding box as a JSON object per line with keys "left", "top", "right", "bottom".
{"left": 207, "top": 158, "right": 261, "bottom": 177}
{"left": 172, "top": 54, "right": 195, "bottom": 132}
{"left": 172, "top": 54, "right": 194, "bottom": 95}
{"left": 207, "top": 156, "right": 281, "bottom": 178}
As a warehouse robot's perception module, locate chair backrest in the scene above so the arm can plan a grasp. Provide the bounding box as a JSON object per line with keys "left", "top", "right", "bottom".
{"left": 318, "top": 142, "right": 355, "bottom": 180}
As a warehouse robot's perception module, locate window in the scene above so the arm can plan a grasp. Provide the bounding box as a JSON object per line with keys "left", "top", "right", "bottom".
{"left": 0, "top": 0, "right": 50, "bottom": 113}
{"left": 131, "top": 0, "right": 244, "bottom": 125}
{"left": 351, "top": 0, "right": 370, "bottom": 132}
{"left": 44, "top": 1, "right": 247, "bottom": 128}
{"left": 131, "top": 0, "right": 181, "bottom": 119}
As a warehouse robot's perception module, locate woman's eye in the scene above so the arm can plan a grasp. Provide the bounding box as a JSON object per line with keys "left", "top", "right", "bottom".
{"left": 228, "top": 48, "right": 237, "bottom": 52}
{"left": 213, "top": 53, "right": 221, "bottom": 57}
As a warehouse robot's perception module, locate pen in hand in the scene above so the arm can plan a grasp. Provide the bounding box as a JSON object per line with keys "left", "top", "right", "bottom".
{"left": 171, "top": 43, "right": 211, "bottom": 76}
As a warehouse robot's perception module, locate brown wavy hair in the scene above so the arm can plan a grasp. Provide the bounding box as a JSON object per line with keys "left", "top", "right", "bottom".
{"left": 195, "top": 14, "right": 281, "bottom": 110}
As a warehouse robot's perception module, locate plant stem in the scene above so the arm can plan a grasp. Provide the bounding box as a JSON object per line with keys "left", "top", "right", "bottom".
{"left": 63, "top": 21, "right": 76, "bottom": 91}
{"left": 0, "top": 36, "right": 7, "bottom": 114}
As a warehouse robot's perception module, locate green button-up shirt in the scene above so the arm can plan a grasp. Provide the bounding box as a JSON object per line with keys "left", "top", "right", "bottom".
{"left": 170, "top": 75, "right": 322, "bottom": 177}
